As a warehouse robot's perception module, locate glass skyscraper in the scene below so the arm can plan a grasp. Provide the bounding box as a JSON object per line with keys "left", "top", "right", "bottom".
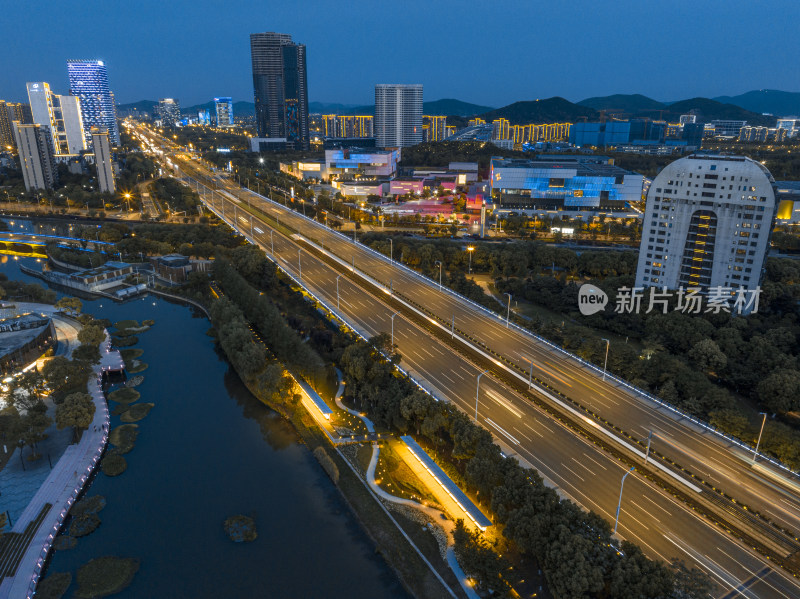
{"left": 66, "top": 60, "right": 120, "bottom": 146}
{"left": 250, "top": 32, "right": 309, "bottom": 150}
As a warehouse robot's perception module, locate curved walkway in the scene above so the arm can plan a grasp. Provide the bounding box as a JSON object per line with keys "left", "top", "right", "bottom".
{"left": 0, "top": 333, "right": 119, "bottom": 598}
{"left": 333, "top": 369, "right": 375, "bottom": 434}
{"left": 334, "top": 370, "right": 477, "bottom": 599}
{"left": 365, "top": 443, "right": 479, "bottom": 599}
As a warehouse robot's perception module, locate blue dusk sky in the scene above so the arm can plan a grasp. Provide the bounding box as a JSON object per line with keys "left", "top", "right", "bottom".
{"left": 2, "top": 0, "right": 798, "bottom": 107}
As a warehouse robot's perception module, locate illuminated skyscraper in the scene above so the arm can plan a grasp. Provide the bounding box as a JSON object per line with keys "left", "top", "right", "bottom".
{"left": 157, "top": 98, "right": 181, "bottom": 126}
{"left": 12, "top": 123, "right": 58, "bottom": 191}
{"left": 67, "top": 59, "right": 120, "bottom": 146}
{"left": 92, "top": 128, "right": 115, "bottom": 194}
{"left": 214, "top": 97, "right": 234, "bottom": 127}
{"left": 249, "top": 31, "right": 309, "bottom": 150}
{"left": 635, "top": 154, "right": 777, "bottom": 302}
{"left": 26, "top": 82, "right": 86, "bottom": 155}
{"left": 374, "top": 84, "right": 422, "bottom": 148}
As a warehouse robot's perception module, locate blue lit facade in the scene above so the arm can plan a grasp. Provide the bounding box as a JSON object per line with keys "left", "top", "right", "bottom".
{"left": 214, "top": 97, "right": 233, "bottom": 127}
{"left": 325, "top": 147, "right": 399, "bottom": 179}
{"left": 490, "top": 157, "right": 644, "bottom": 210}
{"left": 67, "top": 60, "right": 120, "bottom": 145}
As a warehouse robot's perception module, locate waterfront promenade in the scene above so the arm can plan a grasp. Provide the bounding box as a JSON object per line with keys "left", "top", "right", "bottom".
{"left": 0, "top": 335, "right": 122, "bottom": 598}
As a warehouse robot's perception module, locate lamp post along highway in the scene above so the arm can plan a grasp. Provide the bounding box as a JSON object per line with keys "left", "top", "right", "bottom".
{"left": 336, "top": 274, "right": 343, "bottom": 311}
{"left": 389, "top": 238, "right": 393, "bottom": 264}
{"left": 475, "top": 369, "right": 489, "bottom": 421}
{"left": 528, "top": 359, "right": 534, "bottom": 389}
{"left": 298, "top": 249, "right": 302, "bottom": 279}
{"left": 645, "top": 430, "right": 653, "bottom": 464}
{"left": 602, "top": 338, "right": 610, "bottom": 381}
{"left": 504, "top": 293, "right": 512, "bottom": 327}
{"left": 614, "top": 467, "right": 635, "bottom": 535}
{"left": 270, "top": 230, "right": 274, "bottom": 255}
{"left": 390, "top": 312, "right": 398, "bottom": 350}
{"left": 467, "top": 246, "right": 474, "bottom": 273}
{"left": 753, "top": 412, "right": 767, "bottom": 463}
{"left": 435, "top": 261, "right": 442, "bottom": 291}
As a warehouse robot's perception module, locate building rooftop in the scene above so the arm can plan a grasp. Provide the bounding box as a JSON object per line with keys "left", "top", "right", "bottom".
{"left": 0, "top": 322, "right": 50, "bottom": 359}
{"left": 491, "top": 156, "right": 635, "bottom": 178}
{"left": 71, "top": 261, "right": 132, "bottom": 278}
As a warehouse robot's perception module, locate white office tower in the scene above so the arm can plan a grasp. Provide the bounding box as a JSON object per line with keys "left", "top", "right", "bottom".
{"left": 635, "top": 154, "right": 777, "bottom": 297}
{"left": 92, "top": 128, "right": 115, "bottom": 194}
{"left": 374, "top": 84, "right": 422, "bottom": 148}
{"left": 12, "top": 123, "right": 58, "bottom": 191}
{"left": 26, "top": 82, "right": 86, "bottom": 155}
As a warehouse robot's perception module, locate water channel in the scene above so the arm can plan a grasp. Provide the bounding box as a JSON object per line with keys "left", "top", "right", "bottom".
{"left": 1, "top": 250, "right": 407, "bottom": 598}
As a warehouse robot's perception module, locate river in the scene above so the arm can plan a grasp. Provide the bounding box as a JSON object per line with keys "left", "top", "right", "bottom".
{"left": 0, "top": 252, "right": 407, "bottom": 598}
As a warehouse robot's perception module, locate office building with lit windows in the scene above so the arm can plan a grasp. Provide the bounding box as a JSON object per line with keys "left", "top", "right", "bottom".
{"left": 215, "top": 97, "right": 234, "bottom": 127}
{"left": 12, "top": 123, "right": 58, "bottom": 191}
{"left": 92, "top": 128, "right": 115, "bottom": 194}
{"left": 423, "top": 115, "right": 446, "bottom": 142}
{"left": 156, "top": 98, "right": 181, "bottom": 126}
{"left": 634, "top": 154, "right": 777, "bottom": 295}
{"left": 490, "top": 155, "right": 644, "bottom": 210}
{"left": 250, "top": 31, "right": 309, "bottom": 150}
{"left": 374, "top": 84, "right": 422, "bottom": 148}
{"left": 67, "top": 60, "right": 120, "bottom": 146}
{"left": 26, "top": 82, "right": 86, "bottom": 155}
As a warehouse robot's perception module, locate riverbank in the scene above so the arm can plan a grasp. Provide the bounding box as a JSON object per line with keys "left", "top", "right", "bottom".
{"left": 0, "top": 334, "right": 118, "bottom": 598}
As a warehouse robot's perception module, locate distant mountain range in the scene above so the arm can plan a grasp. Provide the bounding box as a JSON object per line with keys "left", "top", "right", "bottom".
{"left": 575, "top": 94, "right": 775, "bottom": 126}
{"left": 117, "top": 90, "right": 800, "bottom": 127}
{"left": 712, "top": 90, "right": 800, "bottom": 117}
{"left": 117, "top": 98, "right": 492, "bottom": 118}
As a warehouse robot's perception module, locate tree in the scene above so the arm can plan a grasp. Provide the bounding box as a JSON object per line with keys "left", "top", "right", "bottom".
{"left": 42, "top": 356, "right": 93, "bottom": 398}
{"left": 687, "top": 339, "right": 727, "bottom": 374}
{"left": 670, "top": 559, "right": 715, "bottom": 598}
{"left": 55, "top": 296, "right": 83, "bottom": 316}
{"left": 17, "top": 403, "right": 50, "bottom": 460}
{"left": 453, "top": 520, "right": 512, "bottom": 596}
{"left": 72, "top": 344, "right": 101, "bottom": 364}
{"left": 55, "top": 392, "right": 95, "bottom": 443}
{"left": 758, "top": 369, "right": 800, "bottom": 413}
{"left": 77, "top": 324, "right": 106, "bottom": 347}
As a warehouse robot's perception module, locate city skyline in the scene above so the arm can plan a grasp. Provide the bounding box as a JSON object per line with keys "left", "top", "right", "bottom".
{"left": 1, "top": 1, "right": 799, "bottom": 107}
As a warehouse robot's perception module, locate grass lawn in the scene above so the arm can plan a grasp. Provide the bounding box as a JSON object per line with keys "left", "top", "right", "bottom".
{"left": 375, "top": 440, "right": 441, "bottom": 508}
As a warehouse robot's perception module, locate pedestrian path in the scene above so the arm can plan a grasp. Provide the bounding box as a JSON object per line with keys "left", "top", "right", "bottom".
{"left": 0, "top": 333, "right": 120, "bottom": 599}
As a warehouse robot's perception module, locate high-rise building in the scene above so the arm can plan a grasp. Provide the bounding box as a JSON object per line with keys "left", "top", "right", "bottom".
{"left": 198, "top": 110, "right": 211, "bottom": 126}
{"left": 26, "top": 82, "right": 86, "bottom": 155}
{"left": 423, "top": 115, "right": 446, "bottom": 142}
{"left": 374, "top": 84, "right": 422, "bottom": 148}
{"left": 156, "top": 99, "right": 181, "bottom": 126}
{"left": 250, "top": 31, "right": 309, "bottom": 150}
{"left": 0, "top": 102, "right": 15, "bottom": 149}
{"left": 492, "top": 118, "right": 510, "bottom": 140}
{"left": 91, "top": 128, "right": 115, "bottom": 194}
{"left": 12, "top": 123, "right": 58, "bottom": 191}
{"left": 635, "top": 154, "right": 777, "bottom": 303}
{"left": 214, "top": 97, "right": 234, "bottom": 127}
{"left": 67, "top": 59, "right": 120, "bottom": 146}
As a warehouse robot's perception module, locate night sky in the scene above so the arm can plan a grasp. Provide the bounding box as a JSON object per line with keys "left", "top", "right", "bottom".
{"left": 3, "top": 0, "right": 798, "bottom": 107}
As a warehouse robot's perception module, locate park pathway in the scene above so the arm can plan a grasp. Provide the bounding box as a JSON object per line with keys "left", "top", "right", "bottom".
{"left": 0, "top": 334, "right": 121, "bottom": 598}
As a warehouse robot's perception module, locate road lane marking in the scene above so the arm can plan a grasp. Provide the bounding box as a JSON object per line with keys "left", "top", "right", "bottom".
{"left": 484, "top": 388, "right": 523, "bottom": 418}
{"left": 485, "top": 418, "right": 520, "bottom": 445}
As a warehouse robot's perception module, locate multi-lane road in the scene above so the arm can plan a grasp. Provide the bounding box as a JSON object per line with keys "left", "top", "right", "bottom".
{"left": 131, "top": 123, "right": 800, "bottom": 598}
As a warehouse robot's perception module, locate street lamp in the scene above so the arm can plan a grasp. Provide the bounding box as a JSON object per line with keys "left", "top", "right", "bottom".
{"left": 601, "top": 338, "right": 610, "bottom": 381}
{"left": 475, "top": 370, "right": 489, "bottom": 421}
{"left": 435, "top": 260, "right": 442, "bottom": 291}
{"left": 753, "top": 412, "right": 768, "bottom": 463}
{"left": 298, "top": 249, "right": 302, "bottom": 279}
{"left": 614, "top": 467, "right": 635, "bottom": 535}
{"left": 504, "top": 293, "right": 512, "bottom": 327}
{"left": 336, "top": 274, "right": 343, "bottom": 311}
{"left": 467, "top": 246, "right": 475, "bottom": 273}
{"left": 389, "top": 238, "right": 393, "bottom": 264}
{"left": 390, "top": 312, "right": 399, "bottom": 350}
